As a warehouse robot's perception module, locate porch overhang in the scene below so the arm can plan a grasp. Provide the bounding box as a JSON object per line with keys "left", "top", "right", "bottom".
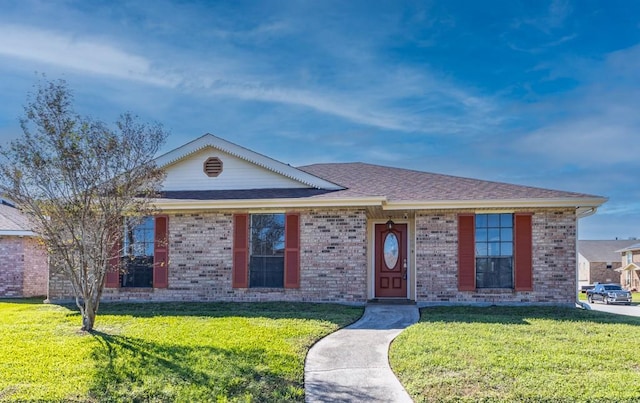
{"left": 615, "top": 263, "right": 640, "bottom": 272}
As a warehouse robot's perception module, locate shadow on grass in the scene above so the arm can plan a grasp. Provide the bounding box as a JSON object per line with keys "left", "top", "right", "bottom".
{"left": 419, "top": 305, "right": 640, "bottom": 326}
{"left": 62, "top": 301, "right": 363, "bottom": 323}
{"left": 90, "top": 330, "right": 302, "bottom": 402}
{"left": 0, "top": 297, "right": 47, "bottom": 305}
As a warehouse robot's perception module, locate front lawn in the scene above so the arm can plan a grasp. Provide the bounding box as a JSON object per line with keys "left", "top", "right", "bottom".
{"left": 390, "top": 306, "right": 640, "bottom": 402}
{"left": 0, "top": 299, "right": 362, "bottom": 402}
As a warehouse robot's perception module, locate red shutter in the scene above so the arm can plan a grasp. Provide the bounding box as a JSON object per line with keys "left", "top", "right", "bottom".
{"left": 284, "top": 213, "right": 300, "bottom": 289}
{"left": 233, "top": 214, "right": 249, "bottom": 288}
{"left": 105, "top": 236, "right": 121, "bottom": 288}
{"left": 153, "top": 215, "right": 169, "bottom": 288}
{"left": 458, "top": 214, "right": 476, "bottom": 291}
{"left": 514, "top": 213, "right": 533, "bottom": 291}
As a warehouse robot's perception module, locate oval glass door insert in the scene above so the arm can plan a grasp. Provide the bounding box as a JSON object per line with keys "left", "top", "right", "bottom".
{"left": 383, "top": 233, "right": 399, "bottom": 269}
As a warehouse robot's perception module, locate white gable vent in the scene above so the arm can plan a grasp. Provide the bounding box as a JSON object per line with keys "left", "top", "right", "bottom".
{"left": 203, "top": 157, "right": 223, "bottom": 177}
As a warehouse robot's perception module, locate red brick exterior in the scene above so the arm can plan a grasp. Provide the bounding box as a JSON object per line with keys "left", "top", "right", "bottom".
{"left": 415, "top": 208, "right": 577, "bottom": 305}
{"left": 47, "top": 207, "right": 578, "bottom": 305}
{"left": 49, "top": 209, "right": 369, "bottom": 303}
{"left": 0, "top": 236, "right": 48, "bottom": 297}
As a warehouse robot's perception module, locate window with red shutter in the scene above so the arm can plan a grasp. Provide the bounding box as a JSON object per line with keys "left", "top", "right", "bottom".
{"left": 514, "top": 213, "right": 533, "bottom": 291}
{"left": 458, "top": 214, "right": 476, "bottom": 291}
{"left": 284, "top": 213, "right": 300, "bottom": 289}
{"left": 232, "top": 214, "right": 249, "bottom": 288}
{"left": 234, "top": 213, "right": 299, "bottom": 289}
{"left": 105, "top": 238, "right": 121, "bottom": 288}
{"left": 153, "top": 215, "right": 169, "bottom": 288}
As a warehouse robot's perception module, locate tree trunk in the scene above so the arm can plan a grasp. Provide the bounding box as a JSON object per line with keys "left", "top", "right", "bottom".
{"left": 81, "top": 300, "right": 97, "bottom": 332}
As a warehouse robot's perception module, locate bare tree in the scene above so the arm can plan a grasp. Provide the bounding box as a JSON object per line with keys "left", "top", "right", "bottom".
{"left": 0, "top": 79, "right": 167, "bottom": 331}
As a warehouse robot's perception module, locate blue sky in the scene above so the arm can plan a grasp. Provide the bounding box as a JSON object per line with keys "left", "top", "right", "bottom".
{"left": 0, "top": 0, "right": 638, "bottom": 240}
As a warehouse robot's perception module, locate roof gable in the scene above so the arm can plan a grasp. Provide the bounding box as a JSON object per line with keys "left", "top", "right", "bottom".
{"left": 155, "top": 134, "right": 343, "bottom": 191}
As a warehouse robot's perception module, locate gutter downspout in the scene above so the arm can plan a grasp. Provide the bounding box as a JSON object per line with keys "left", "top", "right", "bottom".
{"left": 576, "top": 207, "right": 597, "bottom": 309}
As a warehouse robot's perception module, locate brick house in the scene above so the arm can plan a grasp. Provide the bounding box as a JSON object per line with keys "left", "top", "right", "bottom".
{"left": 0, "top": 200, "right": 48, "bottom": 297}
{"left": 616, "top": 243, "right": 640, "bottom": 291}
{"left": 48, "top": 134, "right": 607, "bottom": 305}
{"left": 578, "top": 240, "right": 638, "bottom": 289}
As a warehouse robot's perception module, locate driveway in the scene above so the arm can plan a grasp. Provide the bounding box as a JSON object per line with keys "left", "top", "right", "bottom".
{"left": 305, "top": 304, "right": 419, "bottom": 402}
{"left": 584, "top": 302, "right": 640, "bottom": 317}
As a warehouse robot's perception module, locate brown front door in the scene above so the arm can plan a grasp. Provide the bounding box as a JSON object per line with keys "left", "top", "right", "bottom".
{"left": 375, "top": 223, "right": 407, "bottom": 298}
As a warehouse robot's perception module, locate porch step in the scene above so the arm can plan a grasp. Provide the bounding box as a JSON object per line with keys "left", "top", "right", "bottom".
{"left": 367, "top": 298, "right": 416, "bottom": 305}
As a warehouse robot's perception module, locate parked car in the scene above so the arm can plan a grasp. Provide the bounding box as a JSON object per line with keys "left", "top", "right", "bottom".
{"left": 586, "top": 283, "right": 632, "bottom": 305}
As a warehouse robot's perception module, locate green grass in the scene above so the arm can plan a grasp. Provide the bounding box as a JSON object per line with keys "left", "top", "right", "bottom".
{"left": 0, "top": 299, "right": 362, "bottom": 402}
{"left": 390, "top": 306, "right": 640, "bottom": 402}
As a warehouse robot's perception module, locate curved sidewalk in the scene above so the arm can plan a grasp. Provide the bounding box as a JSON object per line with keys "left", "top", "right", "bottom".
{"left": 304, "top": 304, "right": 420, "bottom": 402}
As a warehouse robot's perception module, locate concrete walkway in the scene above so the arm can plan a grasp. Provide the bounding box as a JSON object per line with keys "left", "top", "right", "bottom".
{"left": 304, "top": 304, "right": 420, "bottom": 402}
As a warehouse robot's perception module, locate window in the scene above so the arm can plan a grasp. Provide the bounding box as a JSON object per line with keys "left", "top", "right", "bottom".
{"left": 627, "top": 252, "right": 633, "bottom": 265}
{"left": 233, "top": 213, "right": 299, "bottom": 289}
{"left": 122, "top": 217, "right": 155, "bottom": 287}
{"left": 106, "top": 215, "right": 168, "bottom": 289}
{"left": 475, "top": 213, "right": 513, "bottom": 288}
{"left": 249, "top": 214, "right": 285, "bottom": 287}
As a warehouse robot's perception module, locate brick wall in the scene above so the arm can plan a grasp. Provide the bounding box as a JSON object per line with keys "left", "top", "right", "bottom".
{"left": 47, "top": 207, "right": 579, "bottom": 305}
{"left": 415, "top": 208, "right": 578, "bottom": 305}
{"left": 0, "top": 236, "right": 24, "bottom": 297}
{"left": 589, "top": 261, "right": 620, "bottom": 285}
{"left": 49, "top": 209, "right": 368, "bottom": 303}
{"left": 22, "top": 238, "right": 48, "bottom": 297}
{"left": 0, "top": 236, "right": 47, "bottom": 297}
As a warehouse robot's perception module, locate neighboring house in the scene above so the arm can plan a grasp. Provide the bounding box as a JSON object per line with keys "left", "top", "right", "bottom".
{"left": 0, "top": 200, "right": 48, "bottom": 297}
{"left": 577, "top": 240, "right": 638, "bottom": 289}
{"left": 616, "top": 243, "right": 640, "bottom": 290}
{"left": 48, "top": 134, "right": 607, "bottom": 306}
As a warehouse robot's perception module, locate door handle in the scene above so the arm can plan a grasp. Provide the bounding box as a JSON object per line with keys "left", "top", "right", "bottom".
{"left": 402, "top": 258, "right": 407, "bottom": 280}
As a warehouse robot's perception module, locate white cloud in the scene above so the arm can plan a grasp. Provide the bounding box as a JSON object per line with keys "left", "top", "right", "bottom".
{"left": 514, "top": 43, "right": 640, "bottom": 166}
{"left": 0, "top": 24, "right": 180, "bottom": 87}
{"left": 0, "top": 20, "right": 502, "bottom": 136}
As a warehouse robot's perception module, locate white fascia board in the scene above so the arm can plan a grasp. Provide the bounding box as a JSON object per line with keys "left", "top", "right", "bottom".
{"left": 152, "top": 196, "right": 386, "bottom": 211}
{"left": 382, "top": 197, "right": 608, "bottom": 211}
{"left": 0, "top": 230, "right": 37, "bottom": 236}
{"left": 154, "top": 134, "right": 344, "bottom": 190}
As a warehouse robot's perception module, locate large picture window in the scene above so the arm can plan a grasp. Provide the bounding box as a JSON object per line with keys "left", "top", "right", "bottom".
{"left": 249, "top": 214, "right": 285, "bottom": 288}
{"left": 122, "top": 217, "right": 155, "bottom": 288}
{"left": 475, "top": 213, "right": 513, "bottom": 288}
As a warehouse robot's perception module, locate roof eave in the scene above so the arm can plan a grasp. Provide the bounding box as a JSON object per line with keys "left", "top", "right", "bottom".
{"left": 152, "top": 195, "right": 608, "bottom": 212}
{"left": 152, "top": 196, "right": 386, "bottom": 210}
{"left": 382, "top": 197, "right": 608, "bottom": 211}
{"left": 0, "top": 230, "right": 37, "bottom": 236}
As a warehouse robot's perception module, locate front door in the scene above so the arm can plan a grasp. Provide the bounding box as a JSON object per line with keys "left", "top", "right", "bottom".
{"left": 375, "top": 223, "right": 407, "bottom": 298}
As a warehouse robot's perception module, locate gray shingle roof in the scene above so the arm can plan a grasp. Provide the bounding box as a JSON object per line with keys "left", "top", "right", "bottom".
{"left": 578, "top": 240, "right": 639, "bottom": 262}
{"left": 0, "top": 203, "right": 34, "bottom": 232}
{"left": 297, "top": 162, "right": 602, "bottom": 202}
